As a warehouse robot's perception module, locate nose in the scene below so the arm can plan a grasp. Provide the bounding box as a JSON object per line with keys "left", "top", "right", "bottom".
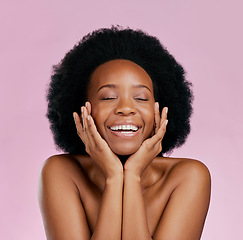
{"left": 114, "top": 98, "right": 137, "bottom": 116}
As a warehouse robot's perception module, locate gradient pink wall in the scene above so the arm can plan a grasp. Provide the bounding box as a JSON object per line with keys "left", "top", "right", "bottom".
{"left": 1, "top": 0, "right": 242, "bottom": 239}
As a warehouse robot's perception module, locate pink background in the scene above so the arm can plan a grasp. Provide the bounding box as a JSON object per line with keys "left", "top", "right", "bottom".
{"left": 1, "top": 0, "right": 242, "bottom": 239}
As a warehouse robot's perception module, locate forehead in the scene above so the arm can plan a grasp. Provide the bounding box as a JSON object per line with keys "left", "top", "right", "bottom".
{"left": 88, "top": 59, "right": 153, "bottom": 90}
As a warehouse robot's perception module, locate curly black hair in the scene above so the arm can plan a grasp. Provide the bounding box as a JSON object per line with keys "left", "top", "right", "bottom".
{"left": 46, "top": 26, "right": 193, "bottom": 155}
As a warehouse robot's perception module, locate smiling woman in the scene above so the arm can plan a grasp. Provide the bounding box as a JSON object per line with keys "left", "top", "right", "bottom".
{"left": 86, "top": 60, "right": 155, "bottom": 156}
{"left": 38, "top": 26, "right": 211, "bottom": 240}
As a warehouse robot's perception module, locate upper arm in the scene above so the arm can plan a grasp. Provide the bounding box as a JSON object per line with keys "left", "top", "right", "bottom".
{"left": 38, "top": 156, "right": 91, "bottom": 240}
{"left": 153, "top": 160, "right": 211, "bottom": 240}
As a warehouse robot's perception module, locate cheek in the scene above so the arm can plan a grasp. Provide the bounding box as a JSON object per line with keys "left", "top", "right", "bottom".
{"left": 143, "top": 107, "right": 155, "bottom": 133}
{"left": 90, "top": 105, "right": 108, "bottom": 134}
{"left": 91, "top": 109, "right": 102, "bottom": 125}
{"left": 149, "top": 108, "right": 155, "bottom": 123}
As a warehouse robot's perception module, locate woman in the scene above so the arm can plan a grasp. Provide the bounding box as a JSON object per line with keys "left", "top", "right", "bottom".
{"left": 39, "top": 26, "right": 211, "bottom": 240}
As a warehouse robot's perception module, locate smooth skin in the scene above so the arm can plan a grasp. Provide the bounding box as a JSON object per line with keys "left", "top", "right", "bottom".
{"left": 38, "top": 60, "right": 211, "bottom": 240}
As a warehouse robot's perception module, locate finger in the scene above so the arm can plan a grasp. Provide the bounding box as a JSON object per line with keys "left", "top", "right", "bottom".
{"left": 73, "top": 111, "right": 83, "bottom": 134}
{"left": 73, "top": 111, "right": 87, "bottom": 144}
{"left": 156, "top": 118, "right": 168, "bottom": 142}
{"left": 79, "top": 107, "right": 88, "bottom": 144}
{"left": 160, "top": 107, "right": 168, "bottom": 125}
{"left": 78, "top": 106, "right": 85, "bottom": 131}
{"left": 146, "top": 119, "right": 168, "bottom": 148}
{"left": 85, "top": 101, "right": 92, "bottom": 115}
{"left": 82, "top": 107, "right": 103, "bottom": 150}
{"left": 154, "top": 102, "right": 160, "bottom": 134}
{"left": 82, "top": 106, "right": 89, "bottom": 133}
{"left": 81, "top": 107, "right": 95, "bottom": 152}
{"left": 86, "top": 114, "right": 106, "bottom": 148}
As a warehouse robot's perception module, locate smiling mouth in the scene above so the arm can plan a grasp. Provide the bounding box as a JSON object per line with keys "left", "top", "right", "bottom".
{"left": 109, "top": 125, "right": 139, "bottom": 132}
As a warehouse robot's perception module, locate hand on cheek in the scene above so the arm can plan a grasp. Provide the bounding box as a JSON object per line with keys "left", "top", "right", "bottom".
{"left": 124, "top": 102, "right": 168, "bottom": 177}
{"left": 73, "top": 102, "right": 123, "bottom": 179}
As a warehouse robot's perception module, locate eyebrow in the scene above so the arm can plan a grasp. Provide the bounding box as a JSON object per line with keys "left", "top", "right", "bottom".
{"left": 97, "top": 84, "right": 152, "bottom": 93}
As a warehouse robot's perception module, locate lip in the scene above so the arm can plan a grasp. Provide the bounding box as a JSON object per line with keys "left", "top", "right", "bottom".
{"left": 107, "top": 120, "right": 141, "bottom": 128}
{"left": 108, "top": 127, "right": 141, "bottom": 138}
{"left": 107, "top": 121, "right": 142, "bottom": 138}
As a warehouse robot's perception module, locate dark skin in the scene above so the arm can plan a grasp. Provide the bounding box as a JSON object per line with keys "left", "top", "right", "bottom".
{"left": 38, "top": 60, "right": 211, "bottom": 240}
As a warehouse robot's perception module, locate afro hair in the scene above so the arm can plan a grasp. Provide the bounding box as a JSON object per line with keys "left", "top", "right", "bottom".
{"left": 46, "top": 26, "right": 193, "bottom": 155}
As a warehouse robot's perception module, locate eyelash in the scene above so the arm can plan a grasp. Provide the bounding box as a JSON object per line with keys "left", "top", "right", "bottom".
{"left": 135, "top": 98, "right": 148, "bottom": 101}
{"left": 101, "top": 97, "right": 117, "bottom": 100}
{"left": 101, "top": 97, "right": 148, "bottom": 101}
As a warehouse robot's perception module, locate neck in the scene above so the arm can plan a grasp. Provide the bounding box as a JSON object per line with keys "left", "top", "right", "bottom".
{"left": 117, "top": 154, "right": 130, "bottom": 165}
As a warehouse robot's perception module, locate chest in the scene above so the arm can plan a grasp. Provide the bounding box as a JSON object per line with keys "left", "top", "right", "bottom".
{"left": 79, "top": 176, "right": 172, "bottom": 235}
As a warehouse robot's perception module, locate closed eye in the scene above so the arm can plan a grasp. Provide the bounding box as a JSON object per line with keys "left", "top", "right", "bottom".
{"left": 101, "top": 97, "right": 117, "bottom": 100}
{"left": 135, "top": 98, "right": 148, "bottom": 101}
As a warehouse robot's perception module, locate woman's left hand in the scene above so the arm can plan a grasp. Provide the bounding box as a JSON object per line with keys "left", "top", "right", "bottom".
{"left": 124, "top": 103, "right": 168, "bottom": 177}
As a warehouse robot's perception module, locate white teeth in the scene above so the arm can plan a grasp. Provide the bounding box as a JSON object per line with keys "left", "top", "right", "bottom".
{"left": 131, "top": 125, "right": 137, "bottom": 131}
{"left": 110, "top": 125, "right": 138, "bottom": 131}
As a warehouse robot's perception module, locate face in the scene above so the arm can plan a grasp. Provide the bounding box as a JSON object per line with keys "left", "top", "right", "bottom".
{"left": 87, "top": 59, "right": 155, "bottom": 155}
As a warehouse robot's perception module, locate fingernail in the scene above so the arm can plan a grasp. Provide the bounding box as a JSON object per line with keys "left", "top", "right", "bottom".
{"left": 165, "top": 107, "right": 168, "bottom": 114}
{"left": 165, "top": 120, "right": 168, "bottom": 126}
{"left": 81, "top": 107, "right": 83, "bottom": 113}
{"left": 73, "top": 112, "right": 76, "bottom": 120}
{"left": 156, "top": 102, "right": 159, "bottom": 109}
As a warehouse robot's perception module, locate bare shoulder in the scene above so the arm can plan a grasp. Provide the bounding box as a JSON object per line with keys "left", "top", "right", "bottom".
{"left": 155, "top": 157, "right": 211, "bottom": 185}
{"left": 152, "top": 157, "right": 211, "bottom": 239}
{"left": 171, "top": 158, "right": 210, "bottom": 179}
{"left": 38, "top": 154, "right": 93, "bottom": 200}
{"left": 38, "top": 154, "right": 91, "bottom": 240}
{"left": 174, "top": 158, "right": 210, "bottom": 188}
{"left": 38, "top": 154, "right": 86, "bottom": 207}
{"left": 40, "top": 154, "right": 83, "bottom": 171}
{"left": 40, "top": 154, "right": 94, "bottom": 188}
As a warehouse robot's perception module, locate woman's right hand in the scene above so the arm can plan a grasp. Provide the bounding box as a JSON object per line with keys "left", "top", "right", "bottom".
{"left": 73, "top": 102, "right": 123, "bottom": 180}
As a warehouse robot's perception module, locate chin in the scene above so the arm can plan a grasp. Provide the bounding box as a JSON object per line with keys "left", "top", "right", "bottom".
{"left": 113, "top": 149, "right": 136, "bottom": 156}
{"left": 110, "top": 143, "right": 140, "bottom": 156}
